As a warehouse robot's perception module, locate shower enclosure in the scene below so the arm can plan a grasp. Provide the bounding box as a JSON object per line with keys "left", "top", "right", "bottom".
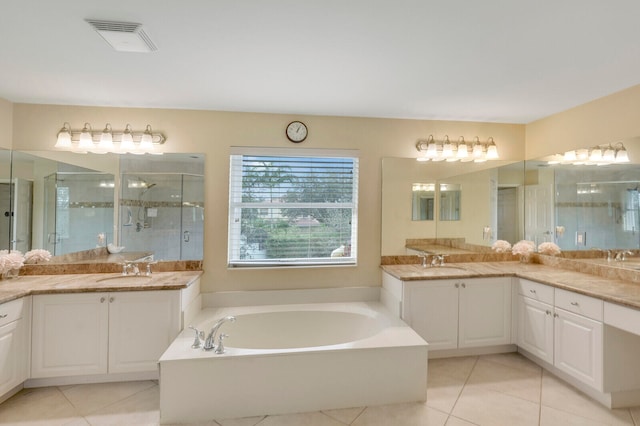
{"left": 43, "top": 172, "right": 114, "bottom": 255}
{"left": 119, "top": 173, "right": 204, "bottom": 261}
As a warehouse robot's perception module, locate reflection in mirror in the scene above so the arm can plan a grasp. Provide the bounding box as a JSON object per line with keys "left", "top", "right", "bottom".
{"left": 0, "top": 148, "right": 11, "bottom": 251}
{"left": 412, "top": 183, "right": 435, "bottom": 221}
{"left": 439, "top": 183, "right": 460, "bottom": 221}
{"left": 10, "top": 151, "right": 204, "bottom": 262}
{"left": 382, "top": 157, "right": 523, "bottom": 255}
{"left": 524, "top": 159, "right": 640, "bottom": 251}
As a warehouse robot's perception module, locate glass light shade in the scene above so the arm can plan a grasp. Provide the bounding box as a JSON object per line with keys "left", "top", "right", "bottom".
{"left": 426, "top": 141, "right": 437, "bottom": 157}
{"left": 119, "top": 125, "right": 136, "bottom": 153}
{"left": 442, "top": 137, "right": 453, "bottom": 158}
{"left": 55, "top": 123, "right": 72, "bottom": 148}
{"left": 603, "top": 146, "right": 615, "bottom": 162}
{"left": 457, "top": 142, "right": 468, "bottom": 158}
{"left": 615, "top": 147, "right": 629, "bottom": 163}
{"left": 97, "top": 123, "right": 114, "bottom": 153}
{"left": 472, "top": 143, "right": 484, "bottom": 158}
{"left": 589, "top": 148, "right": 602, "bottom": 162}
{"left": 77, "top": 123, "right": 94, "bottom": 150}
{"left": 486, "top": 142, "right": 498, "bottom": 159}
{"left": 563, "top": 150, "right": 577, "bottom": 162}
{"left": 139, "top": 125, "right": 155, "bottom": 153}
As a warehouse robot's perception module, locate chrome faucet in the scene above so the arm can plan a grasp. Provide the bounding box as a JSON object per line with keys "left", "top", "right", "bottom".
{"left": 121, "top": 261, "right": 140, "bottom": 276}
{"left": 417, "top": 252, "right": 430, "bottom": 268}
{"left": 431, "top": 254, "right": 446, "bottom": 267}
{"left": 204, "top": 315, "right": 236, "bottom": 353}
{"left": 615, "top": 250, "right": 634, "bottom": 261}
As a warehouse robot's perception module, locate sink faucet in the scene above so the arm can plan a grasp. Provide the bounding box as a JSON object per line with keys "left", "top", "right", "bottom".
{"left": 615, "top": 250, "right": 634, "bottom": 261}
{"left": 416, "top": 252, "right": 430, "bottom": 268}
{"left": 121, "top": 261, "right": 140, "bottom": 276}
{"left": 204, "top": 315, "right": 236, "bottom": 353}
{"left": 431, "top": 254, "right": 446, "bottom": 267}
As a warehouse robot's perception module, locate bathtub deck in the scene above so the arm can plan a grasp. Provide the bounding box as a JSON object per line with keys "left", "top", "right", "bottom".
{"left": 159, "top": 302, "right": 428, "bottom": 423}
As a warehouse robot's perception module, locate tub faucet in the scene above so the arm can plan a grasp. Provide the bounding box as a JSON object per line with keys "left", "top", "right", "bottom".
{"left": 121, "top": 261, "right": 140, "bottom": 276}
{"left": 204, "top": 315, "right": 236, "bottom": 353}
{"left": 431, "top": 254, "right": 446, "bottom": 267}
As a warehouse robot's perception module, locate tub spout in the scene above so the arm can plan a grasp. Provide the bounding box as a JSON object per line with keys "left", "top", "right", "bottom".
{"left": 204, "top": 315, "right": 236, "bottom": 353}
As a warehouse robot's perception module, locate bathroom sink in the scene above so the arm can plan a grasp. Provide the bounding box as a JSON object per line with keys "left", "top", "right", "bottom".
{"left": 96, "top": 275, "right": 153, "bottom": 283}
{"left": 416, "top": 265, "right": 469, "bottom": 275}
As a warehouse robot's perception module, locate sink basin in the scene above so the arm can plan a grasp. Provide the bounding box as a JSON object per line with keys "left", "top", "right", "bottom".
{"left": 416, "top": 265, "right": 469, "bottom": 275}
{"left": 96, "top": 275, "right": 153, "bottom": 283}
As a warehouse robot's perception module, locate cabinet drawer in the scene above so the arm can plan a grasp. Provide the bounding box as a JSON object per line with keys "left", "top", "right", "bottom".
{"left": 518, "top": 279, "right": 554, "bottom": 305}
{"left": 0, "top": 298, "right": 24, "bottom": 327}
{"left": 555, "top": 288, "right": 603, "bottom": 321}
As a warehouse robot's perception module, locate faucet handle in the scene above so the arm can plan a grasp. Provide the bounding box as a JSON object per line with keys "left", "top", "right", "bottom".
{"left": 214, "top": 333, "right": 228, "bottom": 354}
{"left": 188, "top": 326, "right": 204, "bottom": 349}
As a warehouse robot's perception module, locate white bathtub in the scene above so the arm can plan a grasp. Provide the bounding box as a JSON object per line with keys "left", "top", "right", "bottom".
{"left": 159, "top": 302, "right": 428, "bottom": 423}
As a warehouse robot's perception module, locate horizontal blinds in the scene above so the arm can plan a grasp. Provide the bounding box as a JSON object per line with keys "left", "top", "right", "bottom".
{"left": 228, "top": 154, "right": 359, "bottom": 266}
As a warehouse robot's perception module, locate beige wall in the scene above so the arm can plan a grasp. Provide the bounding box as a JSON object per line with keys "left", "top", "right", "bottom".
{"left": 11, "top": 103, "right": 525, "bottom": 292}
{"left": 526, "top": 83, "right": 640, "bottom": 160}
{"left": 0, "top": 98, "right": 12, "bottom": 150}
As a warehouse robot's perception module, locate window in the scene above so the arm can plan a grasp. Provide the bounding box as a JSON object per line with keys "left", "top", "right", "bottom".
{"left": 228, "top": 149, "right": 359, "bottom": 267}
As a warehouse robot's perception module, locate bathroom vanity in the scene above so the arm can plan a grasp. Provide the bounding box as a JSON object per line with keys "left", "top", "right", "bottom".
{"left": 0, "top": 271, "right": 201, "bottom": 402}
{"left": 382, "top": 261, "right": 640, "bottom": 408}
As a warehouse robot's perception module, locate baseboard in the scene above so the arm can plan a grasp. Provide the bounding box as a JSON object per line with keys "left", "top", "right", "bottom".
{"left": 24, "top": 371, "right": 158, "bottom": 388}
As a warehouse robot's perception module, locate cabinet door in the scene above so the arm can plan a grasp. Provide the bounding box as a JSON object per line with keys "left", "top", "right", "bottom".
{"left": 517, "top": 295, "right": 553, "bottom": 364}
{"left": 0, "top": 321, "right": 21, "bottom": 396}
{"left": 404, "top": 280, "right": 459, "bottom": 351}
{"left": 32, "top": 293, "right": 109, "bottom": 378}
{"left": 459, "top": 278, "right": 512, "bottom": 348}
{"left": 554, "top": 307, "right": 603, "bottom": 391}
{"left": 108, "top": 290, "right": 180, "bottom": 374}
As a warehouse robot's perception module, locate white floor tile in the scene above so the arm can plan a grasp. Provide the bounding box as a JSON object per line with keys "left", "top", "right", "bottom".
{"left": 351, "top": 402, "right": 448, "bottom": 426}
{"left": 452, "top": 386, "right": 540, "bottom": 426}
{"left": 540, "top": 371, "right": 634, "bottom": 425}
{"left": 83, "top": 384, "right": 160, "bottom": 426}
{"left": 321, "top": 406, "right": 365, "bottom": 424}
{"left": 61, "top": 380, "right": 156, "bottom": 415}
{"left": 215, "top": 416, "right": 266, "bottom": 426}
{"left": 257, "top": 411, "right": 345, "bottom": 426}
{"left": 464, "top": 356, "right": 542, "bottom": 403}
{"left": 540, "top": 405, "right": 614, "bottom": 426}
{"left": 0, "top": 387, "right": 83, "bottom": 426}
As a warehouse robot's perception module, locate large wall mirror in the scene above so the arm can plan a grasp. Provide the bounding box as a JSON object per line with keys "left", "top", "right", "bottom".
{"left": 382, "top": 138, "right": 640, "bottom": 256}
{"left": 381, "top": 158, "right": 524, "bottom": 255}
{"left": 0, "top": 148, "right": 11, "bottom": 251}
{"left": 524, "top": 141, "right": 640, "bottom": 251}
{"left": 7, "top": 150, "right": 204, "bottom": 263}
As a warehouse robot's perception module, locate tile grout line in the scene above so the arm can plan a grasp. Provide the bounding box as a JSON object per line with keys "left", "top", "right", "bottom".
{"left": 444, "top": 355, "right": 480, "bottom": 424}
{"left": 537, "top": 362, "right": 543, "bottom": 426}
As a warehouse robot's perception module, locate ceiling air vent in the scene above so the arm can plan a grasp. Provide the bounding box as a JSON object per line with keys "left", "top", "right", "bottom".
{"left": 86, "top": 19, "right": 157, "bottom": 52}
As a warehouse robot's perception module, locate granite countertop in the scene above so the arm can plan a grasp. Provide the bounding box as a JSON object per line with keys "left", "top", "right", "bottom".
{"left": 381, "top": 262, "right": 640, "bottom": 311}
{"left": 0, "top": 271, "right": 203, "bottom": 305}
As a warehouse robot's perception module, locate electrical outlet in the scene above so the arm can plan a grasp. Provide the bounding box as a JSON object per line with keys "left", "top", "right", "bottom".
{"left": 575, "top": 232, "right": 586, "bottom": 246}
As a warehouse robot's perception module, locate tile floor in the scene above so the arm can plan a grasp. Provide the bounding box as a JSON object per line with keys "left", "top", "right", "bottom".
{"left": 1, "top": 353, "right": 640, "bottom": 425}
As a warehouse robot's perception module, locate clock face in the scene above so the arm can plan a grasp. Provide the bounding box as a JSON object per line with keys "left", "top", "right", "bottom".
{"left": 286, "top": 121, "right": 308, "bottom": 143}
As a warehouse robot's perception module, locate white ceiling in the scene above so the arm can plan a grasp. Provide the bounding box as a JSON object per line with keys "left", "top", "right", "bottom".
{"left": 1, "top": 1, "right": 640, "bottom": 124}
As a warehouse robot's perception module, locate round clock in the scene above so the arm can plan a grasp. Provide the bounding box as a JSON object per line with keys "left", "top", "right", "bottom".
{"left": 286, "top": 121, "right": 308, "bottom": 143}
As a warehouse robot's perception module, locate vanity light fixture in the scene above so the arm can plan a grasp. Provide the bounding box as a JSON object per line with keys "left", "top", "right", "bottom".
{"left": 416, "top": 135, "right": 499, "bottom": 162}
{"left": 54, "top": 122, "right": 166, "bottom": 154}
{"left": 549, "top": 142, "right": 630, "bottom": 166}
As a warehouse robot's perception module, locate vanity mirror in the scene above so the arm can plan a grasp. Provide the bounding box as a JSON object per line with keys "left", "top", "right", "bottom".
{"left": 0, "top": 148, "right": 11, "bottom": 251}
{"left": 382, "top": 157, "right": 524, "bottom": 255}
{"left": 524, "top": 154, "right": 640, "bottom": 251}
{"left": 8, "top": 150, "right": 205, "bottom": 262}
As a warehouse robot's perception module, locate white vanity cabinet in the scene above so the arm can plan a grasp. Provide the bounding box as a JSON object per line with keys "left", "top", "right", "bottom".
{"left": 517, "top": 279, "right": 603, "bottom": 391}
{"left": 0, "top": 297, "right": 30, "bottom": 398}
{"left": 31, "top": 290, "right": 180, "bottom": 379}
{"left": 401, "top": 277, "right": 512, "bottom": 352}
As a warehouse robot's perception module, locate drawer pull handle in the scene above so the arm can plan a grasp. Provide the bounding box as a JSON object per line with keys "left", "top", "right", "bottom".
{"left": 461, "top": 283, "right": 466, "bottom": 288}
{"left": 570, "top": 302, "right": 579, "bottom": 306}
{"left": 454, "top": 283, "right": 459, "bottom": 288}
{"left": 529, "top": 289, "right": 536, "bottom": 293}
{"left": 0, "top": 314, "right": 7, "bottom": 319}
{"left": 554, "top": 313, "right": 559, "bottom": 318}
{"left": 109, "top": 297, "right": 114, "bottom": 303}
{"left": 546, "top": 310, "right": 551, "bottom": 315}
{"left": 100, "top": 297, "right": 106, "bottom": 303}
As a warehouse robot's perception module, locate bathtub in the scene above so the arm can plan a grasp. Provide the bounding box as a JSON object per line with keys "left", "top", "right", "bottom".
{"left": 159, "top": 302, "right": 428, "bottom": 423}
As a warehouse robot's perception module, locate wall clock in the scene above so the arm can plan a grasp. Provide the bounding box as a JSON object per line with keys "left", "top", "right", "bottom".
{"left": 286, "top": 121, "right": 308, "bottom": 143}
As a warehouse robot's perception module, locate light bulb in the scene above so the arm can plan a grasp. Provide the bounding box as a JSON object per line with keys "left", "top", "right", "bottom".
{"left": 486, "top": 138, "right": 498, "bottom": 159}
{"left": 96, "top": 123, "right": 114, "bottom": 153}
{"left": 457, "top": 137, "right": 468, "bottom": 159}
{"left": 120, "top": 124, "right": 136, "bottom": 153}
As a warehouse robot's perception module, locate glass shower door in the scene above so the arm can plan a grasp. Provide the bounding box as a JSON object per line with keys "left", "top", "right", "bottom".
{"left": 181, "top": 174, "right": 204, "bottom": 260}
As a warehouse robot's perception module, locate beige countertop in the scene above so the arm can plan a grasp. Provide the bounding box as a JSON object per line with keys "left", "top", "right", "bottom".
{"left": 381, "top": 262, "right": 640, "bottom": 311}
{"left": 0, "top": 271, "right": 203, "bottom": 304}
